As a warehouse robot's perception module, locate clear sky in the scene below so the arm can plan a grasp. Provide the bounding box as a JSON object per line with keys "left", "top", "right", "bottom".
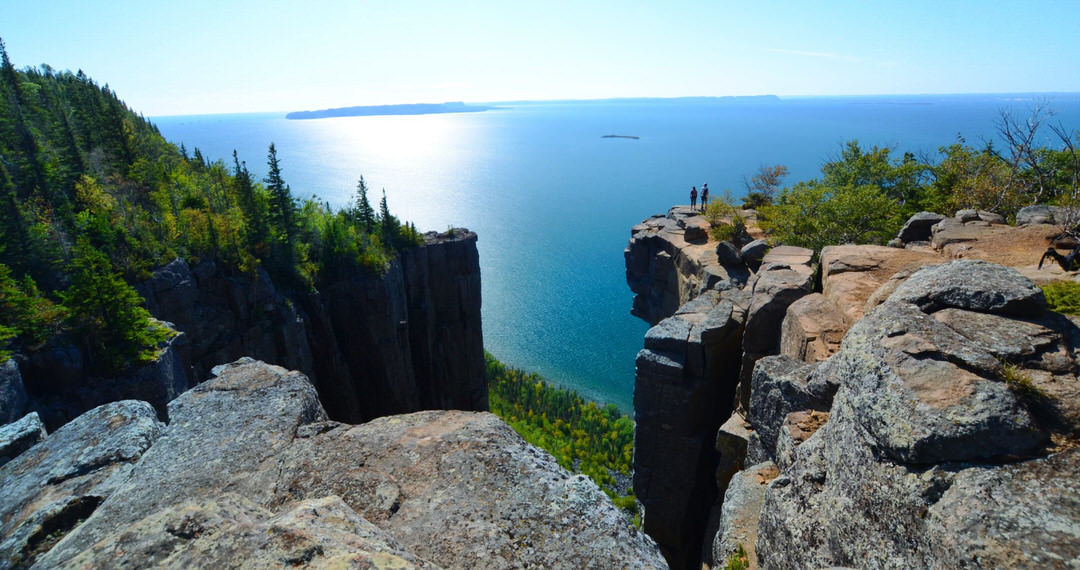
{"left": 2, "top": 0, "right": 1078, "bottom": 116}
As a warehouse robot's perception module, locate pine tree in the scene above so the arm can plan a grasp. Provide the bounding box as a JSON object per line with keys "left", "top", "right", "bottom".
{"left": 233, "top": 150, "right": 266, "bottom": 253}
{"left": 264, "top": 142, "right": 296, "bottom": 245}
{"left": 379, "top": 189, "right": 398, "bottom": 249}
{"left": 352, "top": 175, "right": 376, "bottom": 233}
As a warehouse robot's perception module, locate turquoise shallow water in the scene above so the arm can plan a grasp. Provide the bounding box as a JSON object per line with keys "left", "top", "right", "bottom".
{"left": 154, "top": 94, "right": 1080, "bottom": 410}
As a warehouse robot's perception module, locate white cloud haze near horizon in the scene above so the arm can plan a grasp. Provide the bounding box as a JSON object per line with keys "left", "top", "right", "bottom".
{"left": 3, "top": 0, "right": 1079, "bottom": 116}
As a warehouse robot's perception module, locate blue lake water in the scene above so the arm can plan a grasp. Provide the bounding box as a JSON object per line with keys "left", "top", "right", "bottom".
{"left": 154, "top": 94, "right": 1080, "bottom": 410}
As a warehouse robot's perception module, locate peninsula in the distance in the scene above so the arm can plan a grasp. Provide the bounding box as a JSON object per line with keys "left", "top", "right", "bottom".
{"left": 286, "top": 101, "right": 494, "bottom": 120}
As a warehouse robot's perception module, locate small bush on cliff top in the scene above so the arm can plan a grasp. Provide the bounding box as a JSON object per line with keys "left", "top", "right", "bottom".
{"left": 485, "top": 352, "right": 638, "bottom": 522}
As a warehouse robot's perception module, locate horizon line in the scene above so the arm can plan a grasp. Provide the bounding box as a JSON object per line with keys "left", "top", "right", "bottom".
{"left": 150, "top": 91, "right": 1080, "bottom": 119}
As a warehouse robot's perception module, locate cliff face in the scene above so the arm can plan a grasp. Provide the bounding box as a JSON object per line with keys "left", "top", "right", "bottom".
{"left": 627, "top": 207, "right": 1080, "bottom": 569}
{"left": 0, "top": 359, "right": 665, "bottom": 568}
{"left": 15, "top": 229, "right": 485, "bottom": 428}
{"left": 141, "top": 228, "right": 486, "bottom": 424}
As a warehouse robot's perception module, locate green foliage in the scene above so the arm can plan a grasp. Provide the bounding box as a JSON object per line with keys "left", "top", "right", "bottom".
{"left": 0, "top": 263, "right": 65, "bottom": 359}
{"left": 705, "top": 198, "right": 747, "bottom": 243}
{"left": 485, "top": 352, "right": 638, "bottom": 520}
{"left": 0, "top": 42, "right": 425, "bottom": 373}
{"left": 1041, "top": 280, "right": 1080, "bottom": 316}
{"left": 755, "top": 141, "right": 916, "bottom": 250}
{"left": 760, "top": 180, "right": 903, "bottom": 251}
{"left": 60, "top": 242, "right": 173, "bottom": 375}
{"left": 721, "top": 544, "right": 750, "bottom": 570}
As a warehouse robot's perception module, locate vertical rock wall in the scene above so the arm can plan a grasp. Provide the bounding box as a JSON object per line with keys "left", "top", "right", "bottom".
{"left": 19, "top": 229, "right": 485, "bottom": 427}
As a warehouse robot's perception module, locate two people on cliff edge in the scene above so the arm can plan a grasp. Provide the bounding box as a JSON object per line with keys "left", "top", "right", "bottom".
{"left": 690, "top": 183, "right": 709, "bottom": 211}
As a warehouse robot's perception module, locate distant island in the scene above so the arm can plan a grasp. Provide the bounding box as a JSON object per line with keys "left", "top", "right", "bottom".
{"left": 286, "top": 101, "right": 494, "bottom": 120}
{"left": 602, "top": 134, "right": 639, "bottom": 140}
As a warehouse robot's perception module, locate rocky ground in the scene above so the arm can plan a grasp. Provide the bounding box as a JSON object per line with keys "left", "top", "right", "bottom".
{"left": 0, "top": 359, "right": 665, "bottom": 569}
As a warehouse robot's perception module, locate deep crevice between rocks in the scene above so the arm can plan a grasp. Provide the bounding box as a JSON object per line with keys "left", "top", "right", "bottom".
{"left": 19, "top": 495, "right": 103, "bottom": 568}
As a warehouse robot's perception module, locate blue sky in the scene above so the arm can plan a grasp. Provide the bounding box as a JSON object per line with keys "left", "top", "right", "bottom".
{"left": 2, "top": 0, "right": 1078, "bottom": 116}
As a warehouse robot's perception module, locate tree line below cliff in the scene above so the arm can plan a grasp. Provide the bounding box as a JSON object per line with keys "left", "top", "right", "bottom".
{"left": 0, "top": 40, "right": 421, "bottom": 374}
{"left": 485, "top": 353, "right": 639, "bottom": 521}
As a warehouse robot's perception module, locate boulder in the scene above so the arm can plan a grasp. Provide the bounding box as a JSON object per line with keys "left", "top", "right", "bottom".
{"left": 60, "top": 494, "right": 430, "bottom": 569}
{"left": 746, "top": 356, "right": 835, "bottom": 460}
{"left": 716, "top": 241, "right": 742, "bottom": 266}
{"left": 896, "top": 211, "right": 946, "bottom": 243}
{"left": 954, "top": 208, "right": 1004, "bottom": 224}
{"left": 740, "top": 240, "right": 770, "bottom": 271}
{"left": 1016, "top": 204, "right": 1067, "bottom": 226}
{"left": 779, "top": 293, "right": 847, "bottom": 363}
{"left": 0, "top": 400, "right": 163, "bottom": 567}
{"left": 0, "top": 411, "right": 46, "bottom": 466}
{"left": 0, "top": 359, "right": 27, "bottom": 425}
{"left": 33, "top": 360, "right": 665, "bottom": 569}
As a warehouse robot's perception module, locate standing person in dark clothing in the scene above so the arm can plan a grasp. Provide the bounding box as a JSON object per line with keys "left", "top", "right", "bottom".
{"left": 701, "top": 183, "right": 709, "bottom": 211}
{"left": 690, "top": 186, "right": 698, "bottom": 209}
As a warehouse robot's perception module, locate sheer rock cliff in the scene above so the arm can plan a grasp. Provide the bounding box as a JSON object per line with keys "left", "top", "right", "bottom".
{"left": 11, "top": 228, "right": 485, "bottom": 429}
{"left": 626, "top": 207, "right": 1080, "bottom": 569}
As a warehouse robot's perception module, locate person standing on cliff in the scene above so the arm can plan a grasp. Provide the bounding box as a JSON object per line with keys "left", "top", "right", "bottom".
{"left": 690, "top": 186, "right": 698, "bottom": 209}
{"left": 701, "top": 183, "right": 709, "bottom": 212}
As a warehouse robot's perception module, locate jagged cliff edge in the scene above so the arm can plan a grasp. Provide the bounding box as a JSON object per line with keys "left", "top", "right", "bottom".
{"left": 625, "top": 206, "right": 1080, "bottom": 569}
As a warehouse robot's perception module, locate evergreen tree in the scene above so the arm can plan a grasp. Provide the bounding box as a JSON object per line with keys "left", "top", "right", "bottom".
{"left": 379, "top": 189, "right": 398, "bottom": 248}
{"left": 233, "top": 150, "right": 267, "bottom": 254}
{"left": 60, "top": 242, "right": 171, "bottom": 375}
{"left": 352, "top": 175, "right": 376, "bottom": 233}
{"left": 264, "top": 142, "right": 296, "bottom": 245}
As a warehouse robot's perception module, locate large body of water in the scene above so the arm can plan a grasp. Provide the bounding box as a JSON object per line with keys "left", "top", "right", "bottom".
{"left": 155, "top": 94, "right": 1080, "bottom": 410}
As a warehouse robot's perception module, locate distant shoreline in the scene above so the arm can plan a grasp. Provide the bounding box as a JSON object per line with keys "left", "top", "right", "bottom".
{"left": 286, "top": 101, "right": 493, "bottom": 120}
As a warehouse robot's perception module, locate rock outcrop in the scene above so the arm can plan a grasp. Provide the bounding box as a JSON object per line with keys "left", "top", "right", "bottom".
{"left": 755, "top": 260, "right": 1080, "bottom": 569}
{"left": 626, "top": 208, "right": 749, "bottom": 325}
{"left": 4, "top": 359, "right": 664, "bottom": 569}
{"left": 633, "top": 290, "right": 747, "bottom": 569}
{"left": 627, "top": 206, "right": 1080, "bottom": 568}
{"left": 10, "top": 229, "right": 486, "bottom": 429}
{"left": 627, "top": 211, "right": 815, "bottom": 568}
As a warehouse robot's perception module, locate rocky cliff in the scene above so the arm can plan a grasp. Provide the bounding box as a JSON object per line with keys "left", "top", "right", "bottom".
{"left": 8, "top": 229, "right": 485, "bottom": 429}
{"left": 0, "top": 359, "right": 665, "bottom": 568}
{"left": 626, "top": 206, "right": 1080, "bottom": 569}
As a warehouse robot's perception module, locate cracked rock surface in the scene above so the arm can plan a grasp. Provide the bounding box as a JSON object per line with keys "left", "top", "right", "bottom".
{"left": 7, "top": 359, "right": 663, "bottom": 569}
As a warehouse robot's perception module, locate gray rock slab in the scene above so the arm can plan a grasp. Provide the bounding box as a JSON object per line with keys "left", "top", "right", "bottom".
{"left": 0, "top": 359, "right": 27, "bottom": 425}
{"left": 0, "top": 412, "right": 46, "bottom": 466}
{"left": 0, "top": 400, "right": 162, "bottom": 568}
{"left": 888, "top": 259, "right": 1046, "bottom": 316}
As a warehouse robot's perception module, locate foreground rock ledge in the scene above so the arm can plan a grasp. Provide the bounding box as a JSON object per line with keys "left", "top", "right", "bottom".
{"left": 1, "top": 359, "right": 665, "bottom": 569}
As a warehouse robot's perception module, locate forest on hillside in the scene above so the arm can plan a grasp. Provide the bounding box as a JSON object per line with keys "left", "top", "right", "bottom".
{"left": 0, "top": 39, "right": 421, "bottom": 374}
